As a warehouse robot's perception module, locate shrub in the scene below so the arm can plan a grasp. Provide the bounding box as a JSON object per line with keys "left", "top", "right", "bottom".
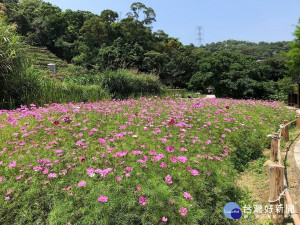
{"left": 101, "top": 70, "right": 166, "bottom": 98}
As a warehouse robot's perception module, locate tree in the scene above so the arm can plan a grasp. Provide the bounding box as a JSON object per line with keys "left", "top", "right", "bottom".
{"left": 286, "top": 18, "right": 300, "bottom": 80}
{"left": 126, "top": 2, "right": 156, "bottom": 25}
{"left": 100, "top": 9, "right": 118, "bottom": 24}
{"left": 190, "top": 51, "right": 277, "bottom": 99}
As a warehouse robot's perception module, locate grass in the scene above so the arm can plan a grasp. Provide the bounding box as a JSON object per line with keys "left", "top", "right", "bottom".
{"left": 0, "top": 97, "right": 296, "bottom": 224}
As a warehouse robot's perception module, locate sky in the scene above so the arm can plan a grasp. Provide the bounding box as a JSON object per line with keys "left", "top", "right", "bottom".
{"left": 44, "top": 0, "right": 300, "bottom": 46}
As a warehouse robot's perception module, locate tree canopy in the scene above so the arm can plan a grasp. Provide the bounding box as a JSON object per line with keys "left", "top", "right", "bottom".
{"left": 1, "top": 0, "right": 294, "bottom": 100}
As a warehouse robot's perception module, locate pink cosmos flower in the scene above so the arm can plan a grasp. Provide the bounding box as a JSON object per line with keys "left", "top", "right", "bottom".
{"left": 149, "top": 150, "right": 157, "bottom": 155}
{"left": 183, "top": 192, "right": 194, "bottom": 200}
{"left": 116, "top": 177, "right": 122, "bottom": 182}
{"left": 133, "top": 150, "right": 143, "bottom": 155}
{"left": 160, "top": 162, "right": 167, "bottom": 168}
{"left": 139, "top": 195, "right": 147, "bottom": 205}
{"left": 222, "top": 170, "right": 226, "bottom": 175}
{"left": 86, "top": 168, "right": 94, "bottom": 176}
{"left": 224, "top": 128, "right": 231, "bottom": 133}
{"left": 205, "top": 140, "right": 211, "bottom": 145}
{"left": 4, "top": 197, "right": 10, "bottom": 201}
{"left": 170, "top": 156, "right": 177, "bottom": 163}
{"left": 119, "top": 125, "right": 126, "bottom": 130}
{"left": 63, "top": 116, "right": 72, "bottom": 124}
{"left": 190, "top": 169, "right": 199, "bottom": 176}
{"left": 98, "top": 138, "right": 106, "bottom": 144}
{"left": 124, "top": 166, "right": 132, "bottom": 172}
{"left": 136, "top": 186, "right": 142, "bottom": 191}
{"left": 165, "top": 174, "right": 172, "bottom": 184}
{"left": 169, "top": 199, "right": 174, "bottom": 204}
{"left": 180, "top": 207, "right": 188, "bottom": 216}
{"left": 78, "top": 181, "right": 86, "bottom": 187}
{"left": 98, "top": 195, "right": 108, "bottom": 202}
{"left": 180, "top": 147, "right": 188, "bottom": 152}
{"left": 177, "top": 156, "right": 187, "bottom": 163}
{"left": 7, "top": 189, "right": 13, "bottom": 195}
{"left": 165, "top": 146, "right": 175, "bottom": 153}
{"left": 221, "top": 134, "right": 226, "bottom": 138}
{"left": 125, "top": 173, "right": 131, "bottom": 177}
{"left": 8, "top": 161, "right": 16, "bottom": 168}
{"left": 63, "top": 186, "right": 72, "bottom": 191}
{"left": 48, "top": 173, "right": 57, "bottom": 178}
{"left": 0, "top": 177, "right": 3, "bottom": 182}
{"left": 206, "top": 171, "right": 211, "bottom": 176}
{"left": 42, "top": 168, "right": 49, "bottom": 174}
{"left": 162, "top": 217, "right": 168, "bottom": 222}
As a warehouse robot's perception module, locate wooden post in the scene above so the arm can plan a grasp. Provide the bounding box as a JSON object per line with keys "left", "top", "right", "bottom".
{"left": 270, "top": 133, "right": 279, "bottom": 162}
{"left": 282, "top": 120, "right": 289, "bottom": 142}
{"left": 269, "top": 164, "right": 284, "bottom": 225}
{"left": 297, "top": 115, "right": 300, "bottom": 130}
{"left": 298, "top": 82, "right": 300, "bottom": 108}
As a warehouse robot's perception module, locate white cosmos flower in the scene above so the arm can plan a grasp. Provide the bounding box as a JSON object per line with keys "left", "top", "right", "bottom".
{"left": 89, "top": 173, "right": 95, "bottom": 177}
{"left": 132, "top": 135, "right": 138, "bottom": 138}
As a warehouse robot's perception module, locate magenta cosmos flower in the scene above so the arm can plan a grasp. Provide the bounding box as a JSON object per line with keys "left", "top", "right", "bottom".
{"left": 98, "top": 138, "right": 106, "bottom": 144}
{"left": 165, "top": 146, "right": 175, "bottom": 153}
{"left": 48, "top": 173, "right": 57, "bottom": 178}
{"left": 139, "top": 195, "right": 147, "bottom": 205}
{"left": 162, "top": 217, "right": 168, "bottom": 222}
{"left": 8, "top": 161, "right": 16, "bottom": 168}
{"left": 180, "top": 207, "right": 188, "bottom": 216}
{"left": 136, "top": 186, "right": 142, "bottom": 191}
{"left": 190, "top": 169, "right": 199, "bottom": 176}
{"left": 78, "top": 181, "right": 86, "bottom": 187}
{"left": 98, "top": 195, "right": 108, "bottom": 202}
{"left": 165, "top": 174, "right": 172, "bottom": 184}
{"left": 183, "top": 192, "right": 194, "bottom": 200}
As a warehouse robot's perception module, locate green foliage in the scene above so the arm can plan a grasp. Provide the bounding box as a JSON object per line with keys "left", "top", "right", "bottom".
{"left": 97, "top": 37, "right": 145, "bottom": 70}
{"left": 274, "top": 76, "right": 296, "bottom": 101}
{"left": 1, "top": 0, "right": 294, "bottom": 99}
{"left": 101, "top": 70, "right": 165, "bottom": 98}
{"left": 0, "top": 15, "right": 24, "bottom": 77}
{"left": 203, "top": 39, "right": 290, "bottom": 60}
{"left": 189, "top": 51, "right": 280, "bottom": 99}
{"left": 286, "top": 18, "right": 300, "bottom": 79}
{"left": 0, "top": 15, "right": 36, "bottom": 108}
{"left": 187, "top": 72, "right": 212, "bottom": 92}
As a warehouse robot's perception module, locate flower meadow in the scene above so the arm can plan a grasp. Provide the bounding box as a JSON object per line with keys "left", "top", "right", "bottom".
{"left": 0, "top": 97, "right": 295, "bottom": 224}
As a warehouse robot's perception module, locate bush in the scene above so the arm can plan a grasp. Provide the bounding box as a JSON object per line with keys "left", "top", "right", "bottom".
{"left": 101, "top": 70, "right": 166, "bottom": 98}
{"left": 187, "top": 72, "right": 212, "bottom": 92}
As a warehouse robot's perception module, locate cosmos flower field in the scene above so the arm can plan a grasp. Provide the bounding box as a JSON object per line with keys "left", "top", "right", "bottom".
{"left": 0, "top": 97, "right": 295, "bottom": 224}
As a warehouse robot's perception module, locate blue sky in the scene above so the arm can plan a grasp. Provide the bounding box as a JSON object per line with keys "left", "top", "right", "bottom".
{"left": 44, "top": 0, "right": 300, "bottom": 45}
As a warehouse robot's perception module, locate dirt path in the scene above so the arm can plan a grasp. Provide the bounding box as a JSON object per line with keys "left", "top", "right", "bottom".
{"left": 237, "top": 130, "right": 300, "bottom": 224}
{"left": 285, "top": 136, "right": 300, "bottom": 218}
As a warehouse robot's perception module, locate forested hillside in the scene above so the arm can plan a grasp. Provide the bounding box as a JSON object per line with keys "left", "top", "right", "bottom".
{"left": 203, "top": 40, "right": 290, "bottom": 59}
{"left": 0, "top": 0, "right": 299, "bottom": 108}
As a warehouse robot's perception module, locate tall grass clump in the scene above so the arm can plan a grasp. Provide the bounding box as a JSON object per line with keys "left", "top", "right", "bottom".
{"left": 0, "top": 14, "right": 36, "bottom": 109}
